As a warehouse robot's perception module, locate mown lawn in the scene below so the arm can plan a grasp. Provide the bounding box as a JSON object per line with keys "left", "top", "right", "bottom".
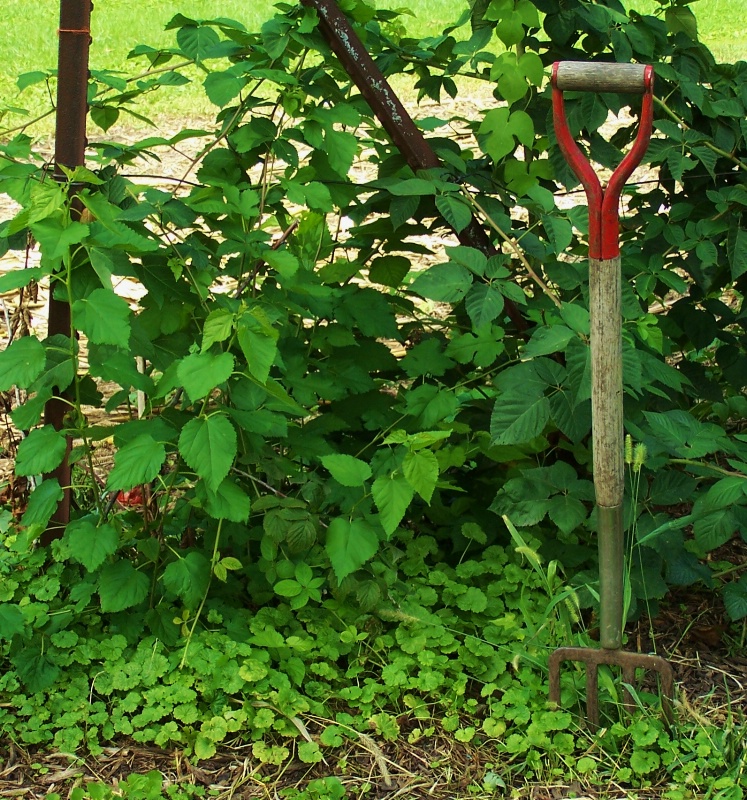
{"left": 0, "top": 0, "right": 742, "bottom": 131}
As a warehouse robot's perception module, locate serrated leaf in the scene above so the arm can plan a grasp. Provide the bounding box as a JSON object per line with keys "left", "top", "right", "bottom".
{"left": 524, "top": 325, "right": 574, "bottom": 357}
{"left": 389, "top": 179, "right": 437, "bottom": 196}
{"left": 72, "top": 288, "right": 131, "bottom": 347}
{"left": 177, "top": 351, "right": 235, "bottom": 401}
{"left": 402, "top": 449, "right": 439, "bottom": 503}
{"left": 201, "top": 309, "right": 234, "bottom": 352}
{"left": 204, "top": 70, "right": 243, "bottom": 106}
{"left": 237, "top": 325, "right": 276, "bottom": 384}
{"left": 162, "top": 552, "right": 211, "bottom": 608}
{"left": 665, "top": 6, "right": 697, "bottom": 40}
{"left": 410, "top": 263, "right": 472, "bottom": 303}
{"left": 727, "top": 225, "right": 747, "bottom": 280}
{"left": 693, "top": 510, "right": 735, "bottom": 551}
{"left": 0, "top": 267, "right": 42, "bottom": 294}
{"left": 98, "top": 560, "right": 150, "bottom": 613}
{"left": 177, "top": 24, "right": 220, "bottom": 60}
{"left": 179, "top": 415, "right": 237, "bottom": 492}
{"left": 372, "top": 474, "right": 414, "bottom": 536}
{"left": 204, "top": 478, "right": 251, "bottom": 522}
{"left": 723, "top": 576, "right": 747, "bottom": 621}
{"left": 21, "top": 479, "right": 63, "bottom": 528}
{"left": 107, "top": 435, "right": 166, "bottom": 492}
{"left": 326, "top": 518, "right": 379, "bottom": 582}
{"left": 465, "top": 283, "right": 505, "bottom": 328}
{"left": 65, "top": 518, "right": 119, "bottom": 572}
{"left": 15, "top": 426, "right": 68, "bottom": 476}
{"left": 491, "top": 388, "right": 550, "bottom": 445}
{"left": 0, "top": 336, "right": 46, "bottom": 391}
{"left": 704, "top": 477, "right": 747, "bottom": 510}
{"left": 369, "top": 255, "right": 410, "bottom": 287}
{"left": 321, "top": 454, "right": 372, "bottom": 487}
{"left": 435, "top": 195, "right": 472, "bottom": 234}
{"left": 456, "top": 586, "right": 488, "bottom": 612}
{"left": 264, "top": 249, "right": 299, "bottom": 278}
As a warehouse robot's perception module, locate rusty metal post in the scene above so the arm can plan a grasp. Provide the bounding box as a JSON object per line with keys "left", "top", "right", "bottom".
{"left": 302, "top": 0, "right": 526, "bottom": 333}
{"left": 42, "top": 0, "right": 92, "bottom": 542}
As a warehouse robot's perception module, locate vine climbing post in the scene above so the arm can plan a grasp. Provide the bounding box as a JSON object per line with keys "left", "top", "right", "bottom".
{"left": 42, "top": 0, "right": 92, "bottom": 542}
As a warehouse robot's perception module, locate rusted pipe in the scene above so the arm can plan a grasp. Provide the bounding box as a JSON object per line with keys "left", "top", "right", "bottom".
{"left": 302, "top": 0, "right": 526, "bottom": 333}
{"left": 42, "top": 0, "right": 92, "bottom": 542}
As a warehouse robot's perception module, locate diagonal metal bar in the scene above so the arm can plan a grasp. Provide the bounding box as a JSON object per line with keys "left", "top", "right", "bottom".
{"left": 41, "top": 0, "right": 93, "bottom": 543}
{"left": 301, "top": 0, "right": 526, "bottom": 333}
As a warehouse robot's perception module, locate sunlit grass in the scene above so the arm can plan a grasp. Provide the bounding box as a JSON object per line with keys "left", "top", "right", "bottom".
{"left": 0, "top": 0, "right": 742, "bottom": 135}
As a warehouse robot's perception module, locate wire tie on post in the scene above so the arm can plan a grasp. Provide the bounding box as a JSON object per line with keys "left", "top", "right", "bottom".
{"left": 58, "top": 28, "right": 91, "bottom": 35}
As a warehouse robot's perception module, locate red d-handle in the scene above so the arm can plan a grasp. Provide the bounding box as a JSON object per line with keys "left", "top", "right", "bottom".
{"left": 551, "top": 61, "right": 654, "bottom": 259}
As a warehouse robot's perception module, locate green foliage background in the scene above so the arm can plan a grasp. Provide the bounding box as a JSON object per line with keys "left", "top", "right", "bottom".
{"left": 0, "top": 0, "right": 745, "bottom": 793}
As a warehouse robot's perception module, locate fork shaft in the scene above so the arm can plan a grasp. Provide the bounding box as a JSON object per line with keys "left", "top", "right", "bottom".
{"left": 590, "top": 255, "right": 625, "bottom": 650}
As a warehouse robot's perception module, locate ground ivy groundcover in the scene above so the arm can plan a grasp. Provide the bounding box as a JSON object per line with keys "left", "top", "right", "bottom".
{"left": 0, "top": 0, "right": 745, "bottom": 795}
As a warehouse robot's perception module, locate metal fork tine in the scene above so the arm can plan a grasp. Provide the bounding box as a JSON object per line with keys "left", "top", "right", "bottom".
{"left": 586, "top": 662, "right": 600, "bottom": 729}
{"left": 549, "top": 647, "right": 675, "bottom": 729}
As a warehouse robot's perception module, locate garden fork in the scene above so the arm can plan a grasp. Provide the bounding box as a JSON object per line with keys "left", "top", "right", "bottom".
{"left": 548, "top": 61, "right": 674, "bottom": 729}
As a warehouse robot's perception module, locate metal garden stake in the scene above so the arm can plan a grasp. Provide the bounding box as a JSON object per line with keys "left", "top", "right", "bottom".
{"left": 548, "top": 61, "right": 674, "bottom": 728}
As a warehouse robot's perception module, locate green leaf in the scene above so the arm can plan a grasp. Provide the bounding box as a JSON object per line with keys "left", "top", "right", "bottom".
{"left": 15, "top": 426, "right": 67, "bottom": 476}
{"left": 297, "top": 741, "right": 323, "bottom": 764}
{"left": 491, "top": 388, "right": 550, "bottom": 445}
{"left": 509, "top": 110, "right": 534, "bottom": 147}
{"left": 107, "top": 435, "right": 166, "bottom": 492}
{"left": 237, "top": 325, "right": 277, "bottom": 385}
{"left": 179, "top": 414, "right": 237, "bottom": 491}
{"left": 64, "top": 518, "right": 119, "bottom": 572}
{"left": 177, "top": 24, "right": 220, "bottom": 60}
{"left": 410, "top": 263, "right": 472, "bottom": 303}
{"left": 727, "top": 225, "right": 747, "bottom": 280}
{"left": 497, "top": 63, "right": 528, "bottom": 103}
{"left": 369, "top": 256, "right": 410, "bottom": 287}
{"left": 98, "top": 560, "right": 150, "bottom": 613}
{"left": 0, "top": 604, "right": 25, "bottom": 640}
{"left": 524, "top": 325, "right": 575, "bottom": 357}
{"left": 0, "top": 336, "right": 46, "bottom": 390}
{"left": 372, "top": 474, "right": 415, "bottom": 536}
{"left": 201, "top": 309, "right": 234, "bottom": 351}
{"left": 0, "top": 267, "right": 42, "bottom": 293}
{"left": 204, "top": 478, "right": 251, "bottom": 522}
{"left": 177, "top": 351, "right": 235, "bottom": 401}
{"left": 665, "top": 6, "right": 697, "bottom": 40}
{"left": 630, "top": 749, "right": 660, "bottom": 775}
{"left": 21, "top": 479, "right": 63, "bottom": 528}
{"left": 72, "top": 288, "right": 131, "bottom": 346}
{"left": 274, "top": 579, "right": 302, "bottom": 597}
{"left": 325, "top": 518, "right": 379, "bottom": 582}
{"left": 693, "top": 510, "right": 735, "bottom": 551}
{"left": 402, "top": 449, "right": 439, "bottom": 503}
{"left": 389, "top": 179, "right": 437, "bottom": 196}
{"left": 518, "top": 51, "right": 544, "bottom": 85}
{"left": 465, "top": 283, "right": 505, "bottom": 328}
{"left": 496, "top": 13, "right": 525, "bottom": 47}
{"left": 704, "top": 477, "right": 747, "bottom": 510}
{"left": 264, "top": 249, "right": 299, "bottom": 278}
{"left": 435, "top": 195, "right": 472, "bottom": 234}
{"left": 723, "top": 576, "right": 747, "bottom": 621}
{"left": 321, "top": 454, "right": 372, "bottom": 487}
{"left": 162, "top": 552, "right": 211, "bottom": 608}
{"left": 203, "top": 70, "right": 244, "bottom": 106}
{"left": 457, "top": 586, "right": 488, "bottom": 612}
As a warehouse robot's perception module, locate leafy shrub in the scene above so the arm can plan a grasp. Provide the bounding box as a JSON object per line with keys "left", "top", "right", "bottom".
{"left": 0, "top": 0, "right": 745, "bottom": 790}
